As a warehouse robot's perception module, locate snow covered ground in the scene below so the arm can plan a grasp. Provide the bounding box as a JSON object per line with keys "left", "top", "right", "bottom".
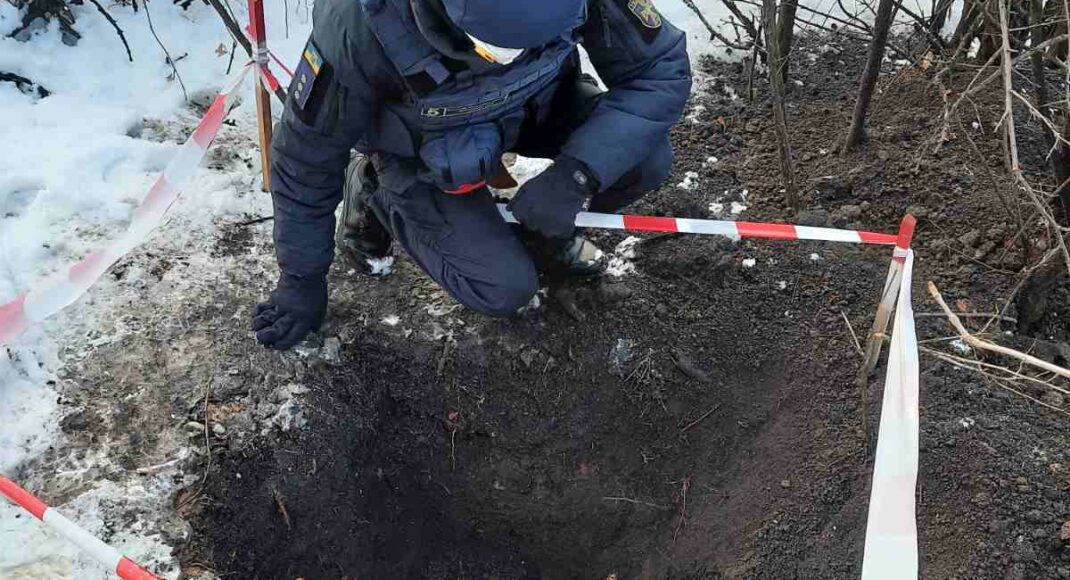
{"left": 0, "top": 0, "right": 932, "bottom": 576}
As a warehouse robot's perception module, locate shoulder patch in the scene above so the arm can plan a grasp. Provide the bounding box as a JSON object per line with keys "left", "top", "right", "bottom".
{"left": 292, "top": 38, "right": 325, "bottom": 111}
{"left": 627, "top": 0, "right": 662, "bottom": 29}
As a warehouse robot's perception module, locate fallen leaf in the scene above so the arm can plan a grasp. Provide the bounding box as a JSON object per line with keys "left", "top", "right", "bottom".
{"left": 955, "top": 299, "right": 969, "bottom": 313}
{"left": 215, "top": 43, "right": 229, "bottom": 57}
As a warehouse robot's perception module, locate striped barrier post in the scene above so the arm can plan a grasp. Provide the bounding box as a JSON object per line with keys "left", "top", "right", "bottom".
{"left": 0, "top": 475, "right": 159, "bottom": 579}
{"left": 0, "top": 63, "right": 251, "bottom": 346}
{"left": 247, "top": 0, "right": 274, "bottom": 192}
{"left": 858, "top": 215, "right": 918, "bottom": 381}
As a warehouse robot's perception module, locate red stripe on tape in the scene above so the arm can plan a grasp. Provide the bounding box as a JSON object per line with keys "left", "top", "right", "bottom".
{"left": 897, "top": 214, "right": 917, "bottom": 249}
{"left": 258, "top": 65, "right": 280, "bottom": 92}
{"left": 735, "top": 221, "right": 798, "bottom": 241}
{"left": 191, "top": 95, "right": 227, "bottom": 148}
{"left": 135, "top": 176, "right": 172, "bottom": 221}
{"left": 117, "top": 557, "right": 160, "bottom": 580}
{"left": 0, "top": 476, "right": 49, "bottom": 520}
{"left": 69, "top": 251, "right": 109, "bottom": 287}
{"left": 0, "top": 294, "right": 28, "bottom": 344}
{"left": 858, "top": 230, "right": 898, "bottom": 245}
{"left": 622, "top": 215, "right": 679, "bottom": 232}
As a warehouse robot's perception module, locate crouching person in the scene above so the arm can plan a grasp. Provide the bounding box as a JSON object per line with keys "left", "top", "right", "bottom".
{"left": 253, "top": 0, "right": 691, "bottom": 349}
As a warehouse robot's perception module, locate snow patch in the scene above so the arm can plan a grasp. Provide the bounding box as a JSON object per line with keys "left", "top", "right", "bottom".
{"left": 677, "top": 171, "right": 700, "bottom": 190}
{"left": 366, "top": 256, "right": 395, "bottom": 276}
{"left": 951, "top": 338, "right": 971, "bottom": 355}
{"left": 686, "top": 104, "right": 706, "bottom": 123}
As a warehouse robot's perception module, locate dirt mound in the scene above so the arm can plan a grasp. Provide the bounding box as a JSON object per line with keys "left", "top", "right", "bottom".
{"left": 180, "top": 33, "right": 1070, "bottom": 579}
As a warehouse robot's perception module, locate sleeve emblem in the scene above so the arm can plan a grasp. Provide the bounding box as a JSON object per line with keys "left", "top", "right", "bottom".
{"left": 626, "top": 0, "right": 662, "bottom": 29}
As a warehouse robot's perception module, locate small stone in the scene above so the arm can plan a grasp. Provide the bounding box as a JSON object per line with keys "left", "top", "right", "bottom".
{"left": 1059, "top": 520, "right": 1070, "bottom": 543}
{"left": 959, "top": 230, "right": 981, "bottom": 248}
{"left": 1025, "top": 509, "right": 1048, "bottom": 524}
{"left": 974, "top": 240, "right": 996, "bottom": 259}
{"left": 324, "top": 337, "right": 342, "bottom": 362}
{"left": 1014, "top": 476, "right": 1029, "bottom": 486}
{"left": 797, "top": 209, "right": 832, "bottom": 227}
{"left": 212, "top": 423, "right": 227, "bottom": 436}
{"left": 1042, "top": 391, "right": 1065, "bottom": 408}
{"left": 813, "top": 176, "right": 852, "bottom": 200}
{"left": 780, "top": 479, "right": 791, "bottom": 489}
{"left": 838, "top": 204, "right": 863, "bottom": 220}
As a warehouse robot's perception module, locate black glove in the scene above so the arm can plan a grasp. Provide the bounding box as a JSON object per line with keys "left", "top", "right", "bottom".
{"left": 252, "top": 273, "right": 327, "bottom": 350}
{"left": 508, "top": 155, "right": 598, "bottom": 239}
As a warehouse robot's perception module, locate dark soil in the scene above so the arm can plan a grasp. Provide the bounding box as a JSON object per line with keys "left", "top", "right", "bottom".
{"left": 180, "top": 32, "right": 1070, "bottom": 579}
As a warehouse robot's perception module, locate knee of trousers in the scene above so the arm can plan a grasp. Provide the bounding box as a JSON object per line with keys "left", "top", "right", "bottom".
{"left": 446, "top": 259, "right": 539, "bottom": 318}
{"left": 630, "top": 136, "right": 675, "bottom": 193}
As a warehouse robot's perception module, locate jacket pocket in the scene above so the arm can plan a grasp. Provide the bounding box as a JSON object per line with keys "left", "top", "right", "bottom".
{"left": 418, "top": 124, "right": 503, "bottom": 192}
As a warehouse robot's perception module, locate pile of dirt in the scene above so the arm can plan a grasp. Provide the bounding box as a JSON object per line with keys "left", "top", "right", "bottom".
{"left": 178, "top": 33, "right": 1070, "bottom": 579}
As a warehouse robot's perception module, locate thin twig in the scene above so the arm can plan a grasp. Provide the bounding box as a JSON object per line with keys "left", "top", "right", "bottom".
{"left": 681, "top": 404, "right": 721, "bottom": 432}
{"left": 86, "top": 0, "right": 132, "bottom": 62}
{"left": 841, "top": 310, "right": 864, "bottom": 355}
{"left": 143, "top": 0, "right": 188, "bottom": 102}
{"left": 237, "top": 215, "right": 274, "bottom": 227}
{"left": 921, "top": 347, "right": 1070, "bottom": 416}
{"left": 602, "top": 497, "right": 671, "bottom": 510}
{"left": 915, "top": 311, "right": 1018, "bottom": 323}
{"left": 928, "top": 281, "right": 1070, "bottom": 380}
{"left": 682, "top": 0, "right": 755, "bottom": 50}
{"left": 272, "top": 488, "right": 293, "bottom": 530}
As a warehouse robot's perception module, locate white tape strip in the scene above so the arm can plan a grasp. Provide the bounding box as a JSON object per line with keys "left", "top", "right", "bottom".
{"left": 0, "top": 64, "right": 250, "bottom": 341}
{"left": 861, "top": 249, "right": 919, "bottom": 579}
{"left": 42, "top": 509, "right": 125, "bottom": 571}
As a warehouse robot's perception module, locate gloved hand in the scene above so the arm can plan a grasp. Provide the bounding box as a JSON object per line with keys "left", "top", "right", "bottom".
{"left": 508, "top": 155, "right": 597, "bottom": 239}
{"left": 252, "top": 273, "right": 328, "bottom": 350}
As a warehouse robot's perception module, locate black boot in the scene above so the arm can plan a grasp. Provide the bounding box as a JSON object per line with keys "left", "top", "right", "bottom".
{"left": 520, "top": 231, "right": 606, "bottom": 278}
{"left": 336, "top": 154, "right": 394, "bottom": 276}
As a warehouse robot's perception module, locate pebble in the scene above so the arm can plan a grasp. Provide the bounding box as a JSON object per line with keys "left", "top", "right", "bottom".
{"left": 838, "top": 204, "right": 863, "bottom": 219}
{"left": 780, "top": 479, "right": 791, "bottom": 489}
{"left": 212, "top": 423, "right": 227, "bottom": 436}
{"left": 1042, "top": 391, "right": 1065, "bottom": 408}
{"left": 959, "top": 229, "right": 981, "bottom": 248}
{"left": 324, "top": 336, "right": 342, "bottom": 362}
{"left": 796, "top": 209, "right": 832, "bottom": 227}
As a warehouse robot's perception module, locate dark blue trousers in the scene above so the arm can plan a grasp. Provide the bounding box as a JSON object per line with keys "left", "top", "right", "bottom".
{"left": 366, "top": 77, "right": 674, "bottom": 317}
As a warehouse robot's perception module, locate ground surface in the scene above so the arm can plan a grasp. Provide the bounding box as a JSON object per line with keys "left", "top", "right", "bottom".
{"left": 166, "top": 33, "right": 1070, "bottom": 580}
{"left": 4, "top": 5, "right": 1069, "bottom": 577}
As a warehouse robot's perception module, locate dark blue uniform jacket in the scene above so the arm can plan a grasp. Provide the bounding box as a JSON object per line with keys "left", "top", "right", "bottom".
{"left": 270, "top": 0, "right": 691, "bottom": 279}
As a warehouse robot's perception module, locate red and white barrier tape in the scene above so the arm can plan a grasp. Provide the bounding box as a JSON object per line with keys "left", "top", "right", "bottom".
{"left": 497, "top": 204, "right": 900, "bottom": 245}
{"left": 0, "top": 475, "right": 159, "bottom": 579}
{"left": 0, "top": 63, "right": 251, "bottom": 345}
{"left": 861, "top": 248, "right": 919, "bottom": 579}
